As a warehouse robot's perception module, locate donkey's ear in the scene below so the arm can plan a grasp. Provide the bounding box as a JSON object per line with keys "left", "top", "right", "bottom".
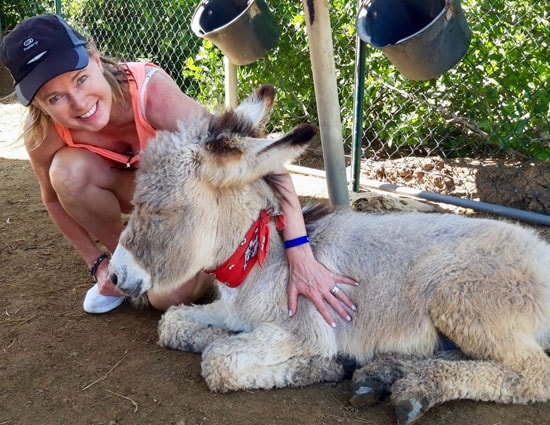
{"left": 233, "top": 85, "right": 276, "bottom": 134}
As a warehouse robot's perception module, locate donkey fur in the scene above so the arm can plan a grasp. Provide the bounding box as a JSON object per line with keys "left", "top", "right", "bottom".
{"left": 109, "top": 85, "right": 550, "bottom": 425}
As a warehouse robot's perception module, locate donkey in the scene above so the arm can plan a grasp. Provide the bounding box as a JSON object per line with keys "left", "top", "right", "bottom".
{"left": 109, "top": 85, "right": 550, "bottom": 425}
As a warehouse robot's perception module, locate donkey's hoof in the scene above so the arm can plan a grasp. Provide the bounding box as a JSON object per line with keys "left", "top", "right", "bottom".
{"left": 394, "top": 396, "right": 429, "bottom": 425}
{"left": 349, "top": 377, "right": 390, "bottom": 407}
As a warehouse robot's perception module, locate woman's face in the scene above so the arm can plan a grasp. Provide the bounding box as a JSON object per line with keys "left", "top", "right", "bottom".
{"left": 33, "top": 53, "right": 114, "bottom": 131}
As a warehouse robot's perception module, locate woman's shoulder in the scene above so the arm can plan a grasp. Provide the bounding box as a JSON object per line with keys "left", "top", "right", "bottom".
{"left": 122, "top": 61, "right": 163, "bottom": 76}
{"left": 144, "top": 71, "right": 208, "bottom": 132}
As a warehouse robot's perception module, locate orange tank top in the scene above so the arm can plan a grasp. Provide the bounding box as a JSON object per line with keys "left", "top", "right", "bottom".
{"left": 53, "top": 62, "right": 160, "bottom": 167}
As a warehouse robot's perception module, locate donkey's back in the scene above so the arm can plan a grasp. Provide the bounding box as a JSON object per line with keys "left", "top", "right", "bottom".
{"left": 306, "top": 209, "right": 550, "bottom": 363}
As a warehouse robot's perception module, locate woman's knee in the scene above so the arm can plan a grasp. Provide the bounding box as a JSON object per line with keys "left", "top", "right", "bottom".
{"left": 49, "top": 148, "right": 100, "bottom": 199}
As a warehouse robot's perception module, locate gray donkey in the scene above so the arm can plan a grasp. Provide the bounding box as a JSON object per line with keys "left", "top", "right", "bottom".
{"left": 109, "top": 85, "right": 550, "bottom": 425}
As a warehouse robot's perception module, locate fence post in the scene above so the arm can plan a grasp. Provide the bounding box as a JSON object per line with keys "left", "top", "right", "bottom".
{"left": 351, "top": 0, "right": 367, "bottom": 193}
{"left": 302, "top": 0, "right": 349, "bottom": 208}
{"left": 224, "top": 57, "right": 238, "bottom": 109}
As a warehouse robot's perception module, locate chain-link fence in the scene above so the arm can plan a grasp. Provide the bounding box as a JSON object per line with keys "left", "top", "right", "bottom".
{"left": 4, "top": 0, "right": 549, "bottom": 217}
{"left": 351, "top": 1, "right": 550, "bottom": 220}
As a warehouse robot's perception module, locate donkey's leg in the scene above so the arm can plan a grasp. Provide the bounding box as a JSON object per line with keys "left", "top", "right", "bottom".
{"left": 427, "top": 277, "right": 550, "bottom": 404}
{"left": 389, "top": 348, "right": 550, "bottom": 425}
{"left": 158, "top": 301, "right": 235, "bottom": 353}
{"left": 201, "top": 323, "right": 348, "bottom": 392}
{"left": 387, "top": 281, "right": 550, "bottom": 425}
{"left": 381, "top": 249, "right": 550, "bottom": 422}
{"left": 350, "top": 350, "right": 467, "bottom": 408}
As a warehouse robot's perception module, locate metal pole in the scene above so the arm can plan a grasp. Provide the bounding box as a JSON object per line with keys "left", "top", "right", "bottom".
{"left": 55, "top": 0, "right": 62, "bottom": 15}
{"left": 302, "top": 0, "right": 349, "bottom": 208}
{"left": 362, "top": 179, "right": 550, "bottom": 226}
{"left": 287, "top": 164, "right": 550, "bottom": 227}
{"left": 351, "top": 6, "right": 367, "bottom": 192}
{"left": 224, "top": 56, "right": 238, "bottom": 109}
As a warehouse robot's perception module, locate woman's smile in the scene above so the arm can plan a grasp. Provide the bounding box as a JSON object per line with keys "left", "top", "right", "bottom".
{"left": 79, "top": 102, "right": 98, "bottom": 120}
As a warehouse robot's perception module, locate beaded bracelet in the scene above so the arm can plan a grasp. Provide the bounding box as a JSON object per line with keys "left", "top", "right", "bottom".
{"left": 284, "top": 235, "right": 310, "bottom": 249}
{"left": 90, "top": 252, "right": 110, "bottom": 279}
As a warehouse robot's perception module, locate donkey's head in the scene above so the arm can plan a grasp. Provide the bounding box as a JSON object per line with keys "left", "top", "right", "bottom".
{"left": 109, "top": 85, "right": 317, "bottom": 297}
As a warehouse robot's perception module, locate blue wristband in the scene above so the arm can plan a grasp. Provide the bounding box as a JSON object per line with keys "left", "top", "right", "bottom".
{"left": 284, "top": 235, "right": 310, "bottom": 249}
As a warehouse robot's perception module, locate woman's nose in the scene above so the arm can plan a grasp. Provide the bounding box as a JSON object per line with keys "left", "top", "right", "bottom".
{"left": 69, "top": 93, "right": 88, "bottom": 111}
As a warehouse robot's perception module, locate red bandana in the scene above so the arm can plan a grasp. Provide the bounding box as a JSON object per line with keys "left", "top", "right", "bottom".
{"left": 204, "top": 209, "right": 285, "bottom": 288}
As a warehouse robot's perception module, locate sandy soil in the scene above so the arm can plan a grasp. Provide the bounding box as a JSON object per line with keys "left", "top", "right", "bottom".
{"left": 1, "top": 103, "right": 549, "bottom": 425}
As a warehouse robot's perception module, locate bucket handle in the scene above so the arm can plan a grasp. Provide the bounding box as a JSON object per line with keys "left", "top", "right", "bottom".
{"left": 358, "top": 0, "right": 458, "bottom": 21}
{"left": 359, "top": 0, "right": 373, "bottom": 10}
{"left": 197, "top": 0, "right": 257, "bottom": 12}
{"left": 445, "top": 0, "right": 457, "bottom": 21}
{"left": 195, "top": 0, "right": 256, "bottom": 9}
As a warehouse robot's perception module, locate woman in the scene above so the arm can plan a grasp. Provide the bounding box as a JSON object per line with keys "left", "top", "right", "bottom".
{"left": 0, "top": 14, "right": 357, "bottom": 326}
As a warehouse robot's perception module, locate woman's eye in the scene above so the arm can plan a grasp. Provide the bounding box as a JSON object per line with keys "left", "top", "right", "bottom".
{"left": 77, "top": 75, "right": 88, "bottom": 85}
{"left": 49, "top": 95, "right": 61, "bottom": 104}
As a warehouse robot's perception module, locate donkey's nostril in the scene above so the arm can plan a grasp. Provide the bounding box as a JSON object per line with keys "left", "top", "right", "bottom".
{"left": 110, "top": 273, "right": 118, "bottom": 286}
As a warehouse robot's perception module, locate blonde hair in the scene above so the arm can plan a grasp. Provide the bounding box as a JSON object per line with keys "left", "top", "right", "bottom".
{"left": 23, "top": 43, "right": 130, "bottom": 151}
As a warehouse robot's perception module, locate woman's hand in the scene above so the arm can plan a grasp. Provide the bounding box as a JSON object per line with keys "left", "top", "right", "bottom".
{"left": 96, "top": 259, "right": 124, "bottom": 297}
{"left": 285, "top": 242, "right": 358, "bottom": 328}
{"left": 273, "top": 170, "right": 358, "bottom": 327}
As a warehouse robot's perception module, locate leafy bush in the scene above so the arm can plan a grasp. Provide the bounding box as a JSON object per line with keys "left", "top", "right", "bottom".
{"left": 184, "top": 0, "right": 550, "bottom": 159}
{"left": 0, "top": 0, "right": 51, "bottom": 35}
{"left": 22, "top": 0, "right": 550, "bottom": 159}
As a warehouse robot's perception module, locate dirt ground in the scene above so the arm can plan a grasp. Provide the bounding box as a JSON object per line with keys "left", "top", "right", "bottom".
{"left": 1, "top": 103, "right": 550, "bottom": 425}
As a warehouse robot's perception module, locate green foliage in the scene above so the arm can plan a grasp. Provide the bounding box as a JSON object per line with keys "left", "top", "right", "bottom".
{"left": 65, "top": 0, "right": 206, "bottom": 99}
{"left": 182, "top": 0, "right": 550, "bottom": 159}
{"left": 0, "top": 0, "right": 51, "bottom": 35}
{"left": 450, "top": 0, "right": 550, "bottom": 158}
{"left": 356, "top": 0, "right": 549, "bottom": 159}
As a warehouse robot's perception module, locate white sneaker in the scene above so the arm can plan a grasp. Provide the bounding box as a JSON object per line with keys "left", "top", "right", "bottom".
{"left": 83, "top": 283, "right": 125, "bottom": 314}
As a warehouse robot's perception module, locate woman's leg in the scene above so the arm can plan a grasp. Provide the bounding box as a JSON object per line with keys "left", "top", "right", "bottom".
{"left": 49, "top": 147, "right": 134, "bottom": 252}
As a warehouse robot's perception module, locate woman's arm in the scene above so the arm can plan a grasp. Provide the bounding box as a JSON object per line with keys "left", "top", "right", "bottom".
{"left": 276, "top": 172, "right": 358, "bottom": 327}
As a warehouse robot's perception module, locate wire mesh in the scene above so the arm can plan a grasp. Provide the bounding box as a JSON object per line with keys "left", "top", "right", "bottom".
{"left": 8, "top": 0, "right": 549, "bottom": 215}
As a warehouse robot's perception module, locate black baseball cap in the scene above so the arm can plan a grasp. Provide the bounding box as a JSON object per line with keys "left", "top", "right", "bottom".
{"left": 0, "top": 14, "right": 89, "bottom": 106}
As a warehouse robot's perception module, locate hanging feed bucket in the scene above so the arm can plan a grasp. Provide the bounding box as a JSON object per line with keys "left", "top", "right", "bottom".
{"left": 191, "top": 0, "right": 280, "bottom": 65}
{"left": 356, "top": 0, "right": 472, "bottom": 80}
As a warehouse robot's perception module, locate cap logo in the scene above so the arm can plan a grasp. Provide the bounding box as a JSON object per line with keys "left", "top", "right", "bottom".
{"left": 27, "top": 51, "right": 47, "bottom": 64}
{"left": 23, "top": 37, "right": 38, "bottom": 52}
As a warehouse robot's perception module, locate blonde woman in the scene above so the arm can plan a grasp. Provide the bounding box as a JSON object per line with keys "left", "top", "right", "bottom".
{"left": 0, "top": 14, "right": 357, "bottom": 324}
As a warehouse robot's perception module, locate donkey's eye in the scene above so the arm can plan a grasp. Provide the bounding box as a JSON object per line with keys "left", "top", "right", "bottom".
{"left": 149, "top": 212, "right": 166, "bottom": 223}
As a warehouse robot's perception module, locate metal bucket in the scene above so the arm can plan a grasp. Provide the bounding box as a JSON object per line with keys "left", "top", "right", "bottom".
{"left": 191, "top": 0, "right": 280, "bottom": 65}
{"left": 356, "top": 0, "right": 472, "bottom": 80}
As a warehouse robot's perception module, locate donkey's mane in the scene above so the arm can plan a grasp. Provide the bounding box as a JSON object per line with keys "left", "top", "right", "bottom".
{"left": 302, "top": 203, "right": 334, "bottom": 224}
